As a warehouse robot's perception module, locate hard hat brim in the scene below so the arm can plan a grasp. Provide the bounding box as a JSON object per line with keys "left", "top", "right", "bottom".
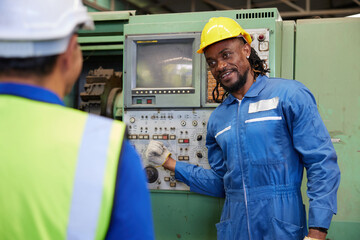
{"left": 197, "top": 34, "right": 252, "bottom": 54}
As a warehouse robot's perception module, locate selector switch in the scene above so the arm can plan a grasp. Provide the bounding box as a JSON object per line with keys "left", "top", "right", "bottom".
{"left": 197, "top": 135, "right": 203, "bottom": 141}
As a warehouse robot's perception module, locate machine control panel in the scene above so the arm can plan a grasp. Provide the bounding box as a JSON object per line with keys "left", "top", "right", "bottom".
{"left": 124, "top": 109, "right": 213, "bottom": 190}
{"left": 248, "top": 28, "right": 271, "bottom": 67}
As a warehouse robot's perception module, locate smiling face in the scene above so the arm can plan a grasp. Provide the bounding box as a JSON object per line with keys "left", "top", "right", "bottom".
{"left": 204, "top": 38, "right": 253, "bottom": 98}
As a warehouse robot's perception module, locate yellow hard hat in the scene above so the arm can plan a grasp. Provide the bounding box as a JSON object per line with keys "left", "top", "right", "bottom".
{"left": 197, "top": 17, "right": 252, "bottom": 54}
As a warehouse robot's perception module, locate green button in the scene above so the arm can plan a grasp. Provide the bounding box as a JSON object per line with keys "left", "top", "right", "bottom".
{"left": 137, "top": 99, "right": 142, "bottom": 104}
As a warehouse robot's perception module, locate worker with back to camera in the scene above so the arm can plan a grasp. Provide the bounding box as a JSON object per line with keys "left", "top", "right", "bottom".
{"left": 0, "top": 0, "right": 154, "bottom": 239}
{"left": 145, "top": 17, "right": 340, "bottom": 240}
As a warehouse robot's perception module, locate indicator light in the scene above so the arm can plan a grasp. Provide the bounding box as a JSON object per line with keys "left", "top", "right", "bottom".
{"left": 258, "top": 34, "right": 265, "bottom": 42}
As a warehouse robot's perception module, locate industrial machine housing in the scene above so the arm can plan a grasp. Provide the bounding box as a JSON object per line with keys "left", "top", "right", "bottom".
{"left": 75, "top": 9, "right": 360, "bottom": 240}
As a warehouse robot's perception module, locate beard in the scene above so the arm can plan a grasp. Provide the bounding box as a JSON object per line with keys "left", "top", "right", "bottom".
{"left": 219, "top": 68, "right": 249, "bottom": 94}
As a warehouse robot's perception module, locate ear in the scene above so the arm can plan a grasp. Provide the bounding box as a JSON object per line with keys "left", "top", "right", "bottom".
{"left": 56, "top": 34, "right": 82, "bottom": 97}
{"left": 59, "top": 35, "right": 78, "bottom": 72}
{"left": 242, "top": 43, "right": 251, "bottom": 58}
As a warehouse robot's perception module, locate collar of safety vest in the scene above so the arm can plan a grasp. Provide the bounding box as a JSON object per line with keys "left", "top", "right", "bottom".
{"left": 224, "top": 74, "right": 268, "bottom": 105}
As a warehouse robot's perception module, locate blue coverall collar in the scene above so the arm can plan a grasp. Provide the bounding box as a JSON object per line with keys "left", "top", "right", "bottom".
{"left": 224, "top": 74, "right": 268, "bottom": 105}
{"left": 244, "top": 74, "right": 268, "bottom": 97}
{"left": 0, "top": 82, "right": 65, "bottom": 106}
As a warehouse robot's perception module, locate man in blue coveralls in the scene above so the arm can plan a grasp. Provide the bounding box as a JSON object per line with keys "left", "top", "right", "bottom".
{"left": 0, "top": 0, "right": 154, "bottom": 239}
{"left": 146, "top": 17, "right": 340, "bottom": 240}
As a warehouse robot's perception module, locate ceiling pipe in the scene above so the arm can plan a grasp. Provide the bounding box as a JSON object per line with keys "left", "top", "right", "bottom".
{"left": 202, "top": 0, "right": 233, "bottom": 10}
{"left": 281, "top": 7, "right": 360, "bottom": 17}
{"left": 82, "top": 0, "right": 110, "bottom": 11}
{"left": 280, "top": 0, "right": 305, "bottom": 12}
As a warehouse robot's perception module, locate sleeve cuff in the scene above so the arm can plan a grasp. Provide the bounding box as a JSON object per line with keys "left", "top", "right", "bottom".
{"left": 174, "top": 161, "right": 193, "bottom": 186}
{"left": 308, "top": 207, "right": 335, "bottom": 229}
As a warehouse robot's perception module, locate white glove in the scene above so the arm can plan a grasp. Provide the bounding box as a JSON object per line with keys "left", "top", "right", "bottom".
{"left": 145, "top": 140, "right": 171, "bottom": 166}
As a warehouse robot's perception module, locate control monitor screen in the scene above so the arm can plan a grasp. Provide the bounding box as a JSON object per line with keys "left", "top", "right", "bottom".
{"left": 136, "top": 39, "right": 193, "bottom": 89}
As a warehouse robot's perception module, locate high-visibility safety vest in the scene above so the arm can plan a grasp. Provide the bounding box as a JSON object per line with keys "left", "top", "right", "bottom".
{"left": 0, "top": 95, "right": 126, "bottom": 240}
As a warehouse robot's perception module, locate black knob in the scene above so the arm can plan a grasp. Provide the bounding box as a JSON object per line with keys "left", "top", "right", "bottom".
{"left": 196, "top": 135, "right": 203, "bottom": 141}
{"left": 196, "top": 152, "right": 203, "bottom": 158}
{"left": 145, "top": 166, "right": 158, "bottom": 183}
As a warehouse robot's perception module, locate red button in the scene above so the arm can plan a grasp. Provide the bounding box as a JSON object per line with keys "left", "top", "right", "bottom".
{"left": 147, "top": 99, "right": 152, "bottom": 104}
{"left": 183, "top": 139, "right": 189, "bottom": 143}
{"left": 258, "top": 34, "right": 265, "bottom": 41}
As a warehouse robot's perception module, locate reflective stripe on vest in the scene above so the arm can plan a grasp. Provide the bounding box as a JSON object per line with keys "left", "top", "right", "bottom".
{"left": 67, "top": 114, "right": 114, "bottom": 239}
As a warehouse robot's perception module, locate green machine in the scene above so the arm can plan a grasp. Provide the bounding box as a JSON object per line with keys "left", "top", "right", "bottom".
{"left": 70, "top": 11, "right": 135, "bottom": 118}
{"left": 295, "top": 17, "right": 360, "bottom": 239}
{"left": 122, "top": 8, "right": 283, "bottom": 240}
{"left": 75, "top": 9, "right": 359, "bottom": 240}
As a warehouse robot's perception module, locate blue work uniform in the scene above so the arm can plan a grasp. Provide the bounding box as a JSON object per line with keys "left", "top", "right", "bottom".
{"left": 175, "top": 75, "right": 340, "bottom": 240}
{"left": 0, "top": 83, "right": 155, "bottom": 240}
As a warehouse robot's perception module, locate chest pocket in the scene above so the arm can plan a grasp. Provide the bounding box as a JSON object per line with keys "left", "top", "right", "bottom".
{"left": 245, "top": 97, "right": 285, "bottom": 165}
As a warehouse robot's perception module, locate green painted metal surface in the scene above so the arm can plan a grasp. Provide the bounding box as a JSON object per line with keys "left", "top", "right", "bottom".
{"left": 78, "top": 35, "right": 124, "bottom": 44}
{"left": 78, "top": 11, "right": 133, "bottom": 55}
{"left": 80, "top": 44, "right": 123, "bottom": 51}
{"left": 295, "top": 17, "right": 360, "bottom": 239}
{"left": 280, "top": 20, "right": 295, "bottom": 80}
{"left": 150, "top": 191, "right": 224, "bottom": 240}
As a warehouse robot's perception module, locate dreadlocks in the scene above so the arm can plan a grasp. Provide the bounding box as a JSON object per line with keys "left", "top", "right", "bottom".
{"left": 211, "top": 39, "right": 270, "bottom": 103}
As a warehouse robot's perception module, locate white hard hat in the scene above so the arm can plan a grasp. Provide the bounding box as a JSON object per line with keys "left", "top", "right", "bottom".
{"left": 0, "top": 0, "right": 94, "bottom": 58}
